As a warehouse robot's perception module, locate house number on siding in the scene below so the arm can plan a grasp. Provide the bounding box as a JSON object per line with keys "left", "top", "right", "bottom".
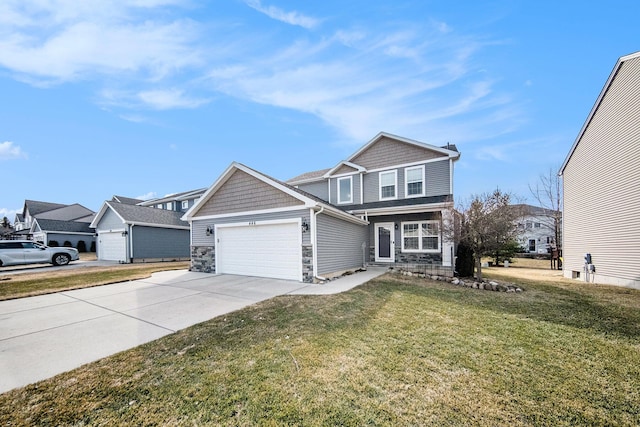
{"left": 248, "top": 221, "right": 256, "bottom": 226}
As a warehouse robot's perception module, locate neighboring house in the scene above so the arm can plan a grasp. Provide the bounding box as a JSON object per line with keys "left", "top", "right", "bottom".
{"left": 31, "top": 218, "right": 94, "bottom": 249}
{"left": 12, "top": 200, "right": 95, "bottom": 249}
{"left": 139, "top": 188, "right": 207, "bottom": 213}
{"left": 183, "top": 132, "right": 460, "bottom": 282}
{"left": 559, "top": 51, "right": 640, "bottom": 289}
{"left": 90, "top": 200, "right": 190, "bottom": 263}
{"left": 514, "top": 204, "right": 560, "bottom": 254}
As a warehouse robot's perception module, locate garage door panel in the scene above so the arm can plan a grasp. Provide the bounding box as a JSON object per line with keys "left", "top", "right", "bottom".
{"left": 217, "top": 222, "right": 301, "bottom": 281}
{"left": 99, "top": 232, "right": 126, "bottom": 262}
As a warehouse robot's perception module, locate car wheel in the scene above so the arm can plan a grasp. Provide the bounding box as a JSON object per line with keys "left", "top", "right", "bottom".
{"left": 52, "top": 254, "right": 71, "bottom": 266}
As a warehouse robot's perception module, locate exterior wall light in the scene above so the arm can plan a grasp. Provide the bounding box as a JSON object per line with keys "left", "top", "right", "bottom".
{"left": 301, "top": 220, "right": 309, "bottom": 233}
{"left": 206, "top": 226, "right": 213, "bottom": 236}
{"left": 121, "top": 230, "right": 128, "bottom": 237}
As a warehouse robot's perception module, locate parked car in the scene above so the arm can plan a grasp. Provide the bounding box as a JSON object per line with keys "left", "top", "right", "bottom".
{"left": 0, "top": 240, "right": 79, "bottom": 267}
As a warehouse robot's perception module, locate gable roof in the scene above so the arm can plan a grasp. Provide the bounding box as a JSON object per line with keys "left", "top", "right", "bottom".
{"left": 34, "top": 204, "right": 94, "bottom": 221}
{"left": 24, "top": 200, "right": 67, "bottom": 217}
{"left": 33, "top": 218, "right": 94, "bottom": 234}
{"left": 112, "top": 195, "right": 144, "bottom": 205}
{"left": 138, "top": 188, "right": 207, "bottom": 206}
{"left": 347, "top": 131, "right": 460, "bottom": 164}
{"left": 560, "top": 51, "right": 640, "bottom": 175}
{"left": 183, "top": 162, "right": 368, "bottom": 225}
{"left": 287, "top": 168, "right": 331, "bottom": 184}
{"left": 90, "top": 201, "right": 189, "bottom": 229}
{"left": 287, "top": 132, "right": 460, "bottom": 184}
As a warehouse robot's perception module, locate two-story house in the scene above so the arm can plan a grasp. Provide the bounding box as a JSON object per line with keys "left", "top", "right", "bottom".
{"left": 11, "top": 200, "right": 95, "bottom": 249}
{"left": 514, "top": 204, "right": 561, "bottom": 254}
{"left": 183, "top": 132, "right": 460, "bottom": 282}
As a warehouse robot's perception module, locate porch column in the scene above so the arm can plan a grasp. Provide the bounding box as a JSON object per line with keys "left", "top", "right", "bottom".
{"left": 441, "top": 209, "right": 454, "bottom": 267}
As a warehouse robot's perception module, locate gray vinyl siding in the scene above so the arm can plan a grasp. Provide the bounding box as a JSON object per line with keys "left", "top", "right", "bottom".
{"left": 192, "top": 209, "right": 311, "bottom": 246}
{"left": 316, "top": 213, "right": 367, "bottom": 275}
{"left": 362, "top": 160, "right": 450, "bottom": 203}
{"left": 297, "top": 180, "right": 329, "bottom": 201}
{"left": 426, "top": 160, "right": 450, "bottom": 197}
{"left": 562, "top": 55, "right": 640, "bottom": 286}
{"left": 95, "top": 209, "right": 124, "bottom": 231}
{"left": 352, "top": 136, "right": 445, "bottom": 169}
{"left": 197, "top": 169, "right": 304, "bottom": 217}
{"left": 329, "top": 174, "right": 361, "bottom": 205}
{"left": 45, "top": 233, "right": 94, "bottom": 249}
{"left": 131, "top": 226, "right": 190, "bottom": 259}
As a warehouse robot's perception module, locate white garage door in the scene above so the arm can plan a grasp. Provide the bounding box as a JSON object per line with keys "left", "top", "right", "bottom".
{"left": 217, "top": 221, "right": 301, "bottom": 281}
{"left": 99, "top": 232, "right": 127, "bottom": 262}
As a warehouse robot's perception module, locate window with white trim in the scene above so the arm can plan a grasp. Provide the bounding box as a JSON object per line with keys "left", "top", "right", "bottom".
{"left": 166, "top": 202, "right": 173, "bottom": 210}
{"left": 182, "top": 200, "right": 189, "bottom": 210}
{"left": 405, "top": 165, "right": 425, "bottom": 197}
{"left": 337, "top": 176, "right": 353, "bottom": 204}
{"left": 379, "top": 170, "right": 397, "bottom": 200}
{"left": 402, "top": 221, "right": 440, "bottom": 252}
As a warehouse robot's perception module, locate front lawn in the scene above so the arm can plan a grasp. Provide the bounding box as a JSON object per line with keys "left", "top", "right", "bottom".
{"left": 1, "top": 273, "right": 639, "bottom": 425}
{"left": 0, "top": 261, "right": 189, "bottom": 300}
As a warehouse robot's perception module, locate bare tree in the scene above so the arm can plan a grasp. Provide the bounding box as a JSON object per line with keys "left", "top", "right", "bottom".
{"left": 456, "top": 189, "right": 524, "bottom": 281}
{"left": 529, "top": 167, "right": 563, "bottom": 250}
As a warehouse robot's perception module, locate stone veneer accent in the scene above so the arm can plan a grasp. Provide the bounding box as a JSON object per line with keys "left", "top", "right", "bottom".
{"left": 191, "top": 246, "right": 215, "bottom": 273}
{"left": 302, "top": 244, "right": 313, "bottom": 283}
{"left": 368, "top": 246, "right": 452, "bottom": 277}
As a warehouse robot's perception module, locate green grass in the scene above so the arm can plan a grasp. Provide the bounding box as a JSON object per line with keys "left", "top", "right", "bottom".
{"left": 0, "top": 262, "right": 189, "bottom": 300}
{"left": 1, "top": 273, "right": 639, "bottom": 426}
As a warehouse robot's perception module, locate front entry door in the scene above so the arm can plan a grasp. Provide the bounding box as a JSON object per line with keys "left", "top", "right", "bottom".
{"left": 375, "top": 223, "right": 395, "bottom": 262}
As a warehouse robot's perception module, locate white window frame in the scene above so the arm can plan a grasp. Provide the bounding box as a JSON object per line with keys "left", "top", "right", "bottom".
{"left": 405, "top": 165, "right": 425, "bottom": 198}
{"left": 379, "top": 170, "right": 397, "bottom": 201}
{"left": 337, "top": 176, "right": 353, "bottom": 204}
{"left": 401, "top": 220, "right": 440, "bottom": 253}
{"left": 181, "top": 200, "right": 189, "bottom": 210}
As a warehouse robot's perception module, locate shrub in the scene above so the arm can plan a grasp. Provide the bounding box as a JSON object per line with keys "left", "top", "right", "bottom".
{"left": 77, "top": 240, "right": 87, "bottom": 253}
{"left": 455, "top": 241, "right": 475, "bottom": 277}
{"left": 90, "top": 241, "right": 96, "bottom": 252}
{"left": 48, "top": 240, "right": 59, "bottom": 247}
{"left": 63, "top": 241, "right": 73, "bottom": 247}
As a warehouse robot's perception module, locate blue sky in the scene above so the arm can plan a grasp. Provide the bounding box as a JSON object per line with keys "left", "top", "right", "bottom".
{"left": 1, "top": 0, "right": 638, "bottom": 219}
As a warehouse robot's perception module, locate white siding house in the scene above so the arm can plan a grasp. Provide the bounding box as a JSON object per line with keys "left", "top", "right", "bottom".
{"left": 560, "top": 51, "right": 640, "bottom": 289}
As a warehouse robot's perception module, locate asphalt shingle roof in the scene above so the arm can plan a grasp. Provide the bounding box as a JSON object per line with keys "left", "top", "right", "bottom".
{"left": 35, "top": 218, "right": 94, "bottom": 234}
{"left": 108, "top": 202, "right": 188, "bottom": 228}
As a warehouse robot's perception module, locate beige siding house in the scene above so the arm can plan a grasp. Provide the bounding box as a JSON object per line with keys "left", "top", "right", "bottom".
{"left": 560, "top": 51, "right": 640, "bottom": 289}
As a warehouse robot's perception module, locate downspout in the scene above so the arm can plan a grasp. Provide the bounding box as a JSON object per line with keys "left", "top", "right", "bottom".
{"left": 313, "top": 206, "right": 328, "bottom": 282}
{"left": 129, "top": 224, "right": 134, "bottom": 263}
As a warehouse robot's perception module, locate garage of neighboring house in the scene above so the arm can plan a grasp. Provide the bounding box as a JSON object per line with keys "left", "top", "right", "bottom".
{"left": 183, "top": 162, "right": 368, "bottom": 282}
{"left": 98, "top": 231, "right": 127, "bottom": 262}
{"left": 91, "top": 201, "right": 190, "bottom": 263}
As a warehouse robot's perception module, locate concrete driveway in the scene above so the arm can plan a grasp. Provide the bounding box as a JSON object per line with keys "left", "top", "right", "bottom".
{"left": 0, "top": 268, "right": 386, "bottom": 393}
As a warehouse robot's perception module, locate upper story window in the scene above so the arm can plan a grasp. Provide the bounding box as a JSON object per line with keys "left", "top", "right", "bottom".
{"left": 379, "top": 170, "right": 397, "bottom": 200}
{"left": 337, "top": 176, "right": 353, "bottom": 204}
{"left": 181, "top": 200, "right": 189, "bottom": 210}
{"left": 405, "top": 165, "right": 425, "bottom": 197}
{"left": 157, "top": 204, "right": 164, "bottom": 209}
{"left": 166, "top": 202, "right": 173, "bottom": 210}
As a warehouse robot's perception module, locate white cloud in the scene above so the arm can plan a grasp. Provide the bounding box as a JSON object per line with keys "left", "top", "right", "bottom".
{"left": 0, "top": 1, "right": 202, "bottom": 85}
{"left": 244, "top": 0, "right": 320, "bottom": 29}
{"left": 136, "top": 192, "right": 157, "bottom": 200}
{"left": 0, "top": 141, "right": 27, "bottom": 160}
{"left": 137, "top": 89, "right": 210, "bottom": 110}
{"left": 0, "top": 207, "right": 20, "bottom": 220}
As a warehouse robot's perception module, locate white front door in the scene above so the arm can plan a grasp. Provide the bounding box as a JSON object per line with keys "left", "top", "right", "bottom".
{"left": 374, "top": 223, "right": 395, "bottom": 262}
